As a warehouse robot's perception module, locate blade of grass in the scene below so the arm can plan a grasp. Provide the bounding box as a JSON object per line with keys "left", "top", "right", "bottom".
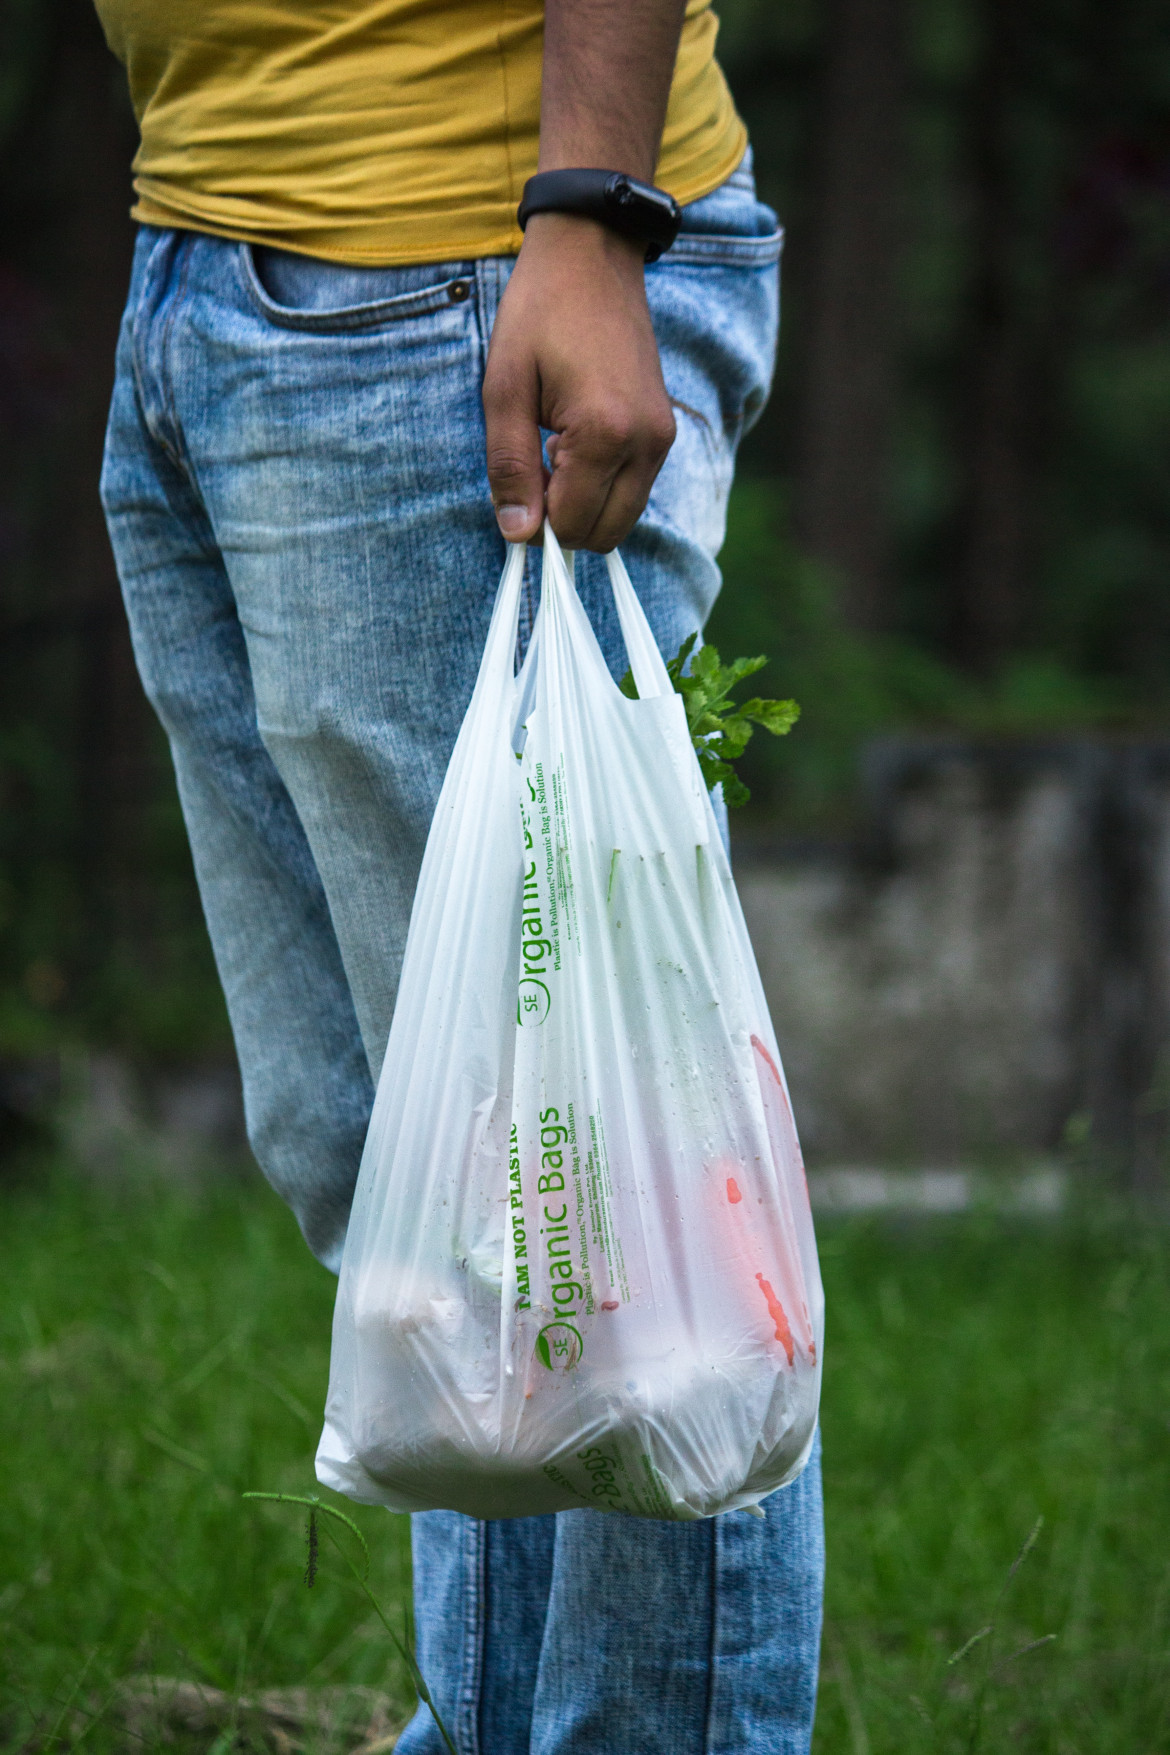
{"left": 243, "top": 1491, "right": 458, "bottom": 1755}
{"left": 964, "top": 1517, "right": 1045, "bottom": 1755}
{"left": 826, "top": 1626, "right": 871, "bottom": 1755}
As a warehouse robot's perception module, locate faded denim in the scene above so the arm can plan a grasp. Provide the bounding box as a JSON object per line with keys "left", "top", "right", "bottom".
{"left": 101, "top": 151, "right": 823, "bottom": 1754}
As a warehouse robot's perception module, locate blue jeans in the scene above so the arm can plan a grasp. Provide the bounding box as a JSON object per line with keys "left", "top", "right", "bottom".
{"left": 100, "top": 154, "right": 823, "bottom": 1754}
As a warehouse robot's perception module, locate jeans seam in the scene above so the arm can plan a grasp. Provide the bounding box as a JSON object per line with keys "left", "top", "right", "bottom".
{"left": 160, "top": 234, "right": 196, "bottom": 467}
{"left": 129, "top": 233, "right": 187, "bottom": 473}
{"left": 704, "top": 1514, "right": 719, "bottom": 1755}
{"left": 125, "top": 236, "right": 158, "bottom": 464}
{"left": 457, "top": 1518, "right": 486, "bottom": 1755}
{"left": 474, "top": 254, "right": 503, "bottom": 356}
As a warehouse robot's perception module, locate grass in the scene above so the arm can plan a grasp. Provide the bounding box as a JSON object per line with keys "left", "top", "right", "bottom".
{"left": 0, "top": 1163, "right": 414, "bottom": 1751}
{"left": 813, "top": 1213, "right": 1170, "bottom": 1752}
{"left": 1, "top": 1162, "right": 1168, "bottom": 1752}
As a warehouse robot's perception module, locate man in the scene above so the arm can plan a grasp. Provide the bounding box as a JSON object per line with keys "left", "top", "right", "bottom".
{"left": 95, "top": 0, "right": 824, "bottom": 1748}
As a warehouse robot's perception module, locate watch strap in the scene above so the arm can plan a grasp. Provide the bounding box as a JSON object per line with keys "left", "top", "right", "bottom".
{"left": 517, "top": 169, "right": 682, "bottom": 263}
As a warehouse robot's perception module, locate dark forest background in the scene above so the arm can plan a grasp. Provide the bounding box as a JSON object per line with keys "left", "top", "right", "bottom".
{"left": 1, "top": 0, "right": 1169, "bottom": 1070}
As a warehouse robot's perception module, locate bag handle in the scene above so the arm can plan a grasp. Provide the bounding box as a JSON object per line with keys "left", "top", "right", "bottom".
{"left": 604, "top": 547, "right": 673, "bottom": 702}
{"left": 538, "top": 524, "right": 673, "bottom": 703}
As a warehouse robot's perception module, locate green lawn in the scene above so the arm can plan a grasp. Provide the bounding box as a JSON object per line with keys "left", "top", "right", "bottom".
{"left": 2, "top": 1164, "right": 1167, "bottom": 1752}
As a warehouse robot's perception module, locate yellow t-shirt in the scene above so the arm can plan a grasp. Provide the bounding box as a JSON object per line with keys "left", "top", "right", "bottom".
{"left": 95, "top": 0, "right": 746, "bottom": 266}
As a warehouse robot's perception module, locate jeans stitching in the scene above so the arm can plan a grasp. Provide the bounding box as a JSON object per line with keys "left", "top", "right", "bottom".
{"left": 704, "top": 1514, "right": 720, "bottom": 1755}
{"left": 126, "top": 232, "right": 164, "bottom": 461}
{"left": 130, "top": 233, "right": 188, "bottom": 471}
{"left": 160, "top": 234, "right": 196, "bottom": 464}
{"left": 457, "top": 1518, "right": 486, "bottom": 1754}
{"left": 656, "top": 229, "right": 785, "bottom": 269}
{"left": 473, "top": 256, "right": 496, "bottom": 362}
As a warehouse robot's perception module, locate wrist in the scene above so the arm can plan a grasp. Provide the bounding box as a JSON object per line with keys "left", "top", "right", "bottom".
{"left": 519, "top": 211, "right": 648, "bottom": 277}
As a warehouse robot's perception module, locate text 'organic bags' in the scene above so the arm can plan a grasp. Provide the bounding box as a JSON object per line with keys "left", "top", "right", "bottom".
{"left": 316, "top": 533, "right": 823, "bottom": 1520}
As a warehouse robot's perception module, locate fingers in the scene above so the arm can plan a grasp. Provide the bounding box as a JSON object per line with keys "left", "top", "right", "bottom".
{"left": 484, "top": 385, "right": 673, "bottom": 552}
{"left": 545, "top": 399, "right": 676, "bottom": 552}
{"left": 483, "top": 351, "right": 546, "bottom": 544}
{"left": 482, "top": 214, "right": 677, "bottom": 552}
{"left": 582, "top": 455, "right": 666, "bottom": 555}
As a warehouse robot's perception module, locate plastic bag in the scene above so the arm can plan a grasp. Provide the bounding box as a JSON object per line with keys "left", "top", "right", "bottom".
{"left": 316, "top": 531, "right": 823, "bottom": 1521}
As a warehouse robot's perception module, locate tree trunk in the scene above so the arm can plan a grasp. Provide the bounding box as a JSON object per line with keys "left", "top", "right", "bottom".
{"left": 949, "top": 0, "right": 1035, "bottom": 673}
{"left": 794, "top": 0, "right": 906, "bottom": 633}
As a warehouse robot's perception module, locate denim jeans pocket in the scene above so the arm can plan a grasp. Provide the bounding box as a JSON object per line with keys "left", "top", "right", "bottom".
{"left": 664, "top": 224, "right": 784, "bottom": 269}
{"left": 238, "top": 244, "right": 478, "bottom": 332}
{"left": 662, "top": 149, "right": 785, "bottom": 270}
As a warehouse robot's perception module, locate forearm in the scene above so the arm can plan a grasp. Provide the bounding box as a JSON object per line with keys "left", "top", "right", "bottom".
{"left": 483, "top": 0, "right": 687, "bottom": 551}
{"left": 539, "top": 0, "right": 688, "bottom": 179}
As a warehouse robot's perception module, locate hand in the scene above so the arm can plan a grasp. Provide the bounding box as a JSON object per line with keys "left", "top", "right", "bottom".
{"left": 482, "top": 212, "right": 677, "bottom": 554}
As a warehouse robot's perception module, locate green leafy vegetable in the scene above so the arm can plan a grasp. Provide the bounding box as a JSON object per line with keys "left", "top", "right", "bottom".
{"left": 619, "top": 633, "right": 799, "bottom": 807}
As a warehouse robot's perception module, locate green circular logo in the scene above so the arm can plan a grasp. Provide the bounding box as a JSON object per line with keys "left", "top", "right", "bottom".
{"left": 535, "top": 1321, "right": 583, "bottom": 1370}
{"left": 517, "top": 978, "right": 550, "bottom": 1026}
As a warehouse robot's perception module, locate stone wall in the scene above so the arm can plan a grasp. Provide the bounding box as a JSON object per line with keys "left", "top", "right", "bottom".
{"left": 736, "top": 739, "right": 1170, "bottom": 1185}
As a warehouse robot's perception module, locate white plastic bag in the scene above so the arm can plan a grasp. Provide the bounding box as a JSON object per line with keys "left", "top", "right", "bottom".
{"left": 316, "top": 531, "right": 823, "bottom": 1521}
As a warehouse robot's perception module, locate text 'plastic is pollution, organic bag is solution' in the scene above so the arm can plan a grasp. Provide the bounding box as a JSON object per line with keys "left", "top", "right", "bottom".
{"left": 316, "top": 532, "right": 823, "bottom": 1521}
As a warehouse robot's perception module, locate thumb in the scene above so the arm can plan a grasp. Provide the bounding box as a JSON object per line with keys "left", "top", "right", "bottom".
{"left": 483, "top": 354, "right": 546, "bottom": 544}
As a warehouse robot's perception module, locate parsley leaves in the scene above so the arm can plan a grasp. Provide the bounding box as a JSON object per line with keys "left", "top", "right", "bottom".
{"left": 619, "top": 633, "right": 800, "bottom": 807}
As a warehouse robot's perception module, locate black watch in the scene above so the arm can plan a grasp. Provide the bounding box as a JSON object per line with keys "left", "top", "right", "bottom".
{"left": 517, "top": 169, "right": 682, "bottom": 263}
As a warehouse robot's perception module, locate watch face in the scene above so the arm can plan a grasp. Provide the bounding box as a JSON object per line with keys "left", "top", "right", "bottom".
{"left": 603, "top": 174, "right": 681, "bottom": 250}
